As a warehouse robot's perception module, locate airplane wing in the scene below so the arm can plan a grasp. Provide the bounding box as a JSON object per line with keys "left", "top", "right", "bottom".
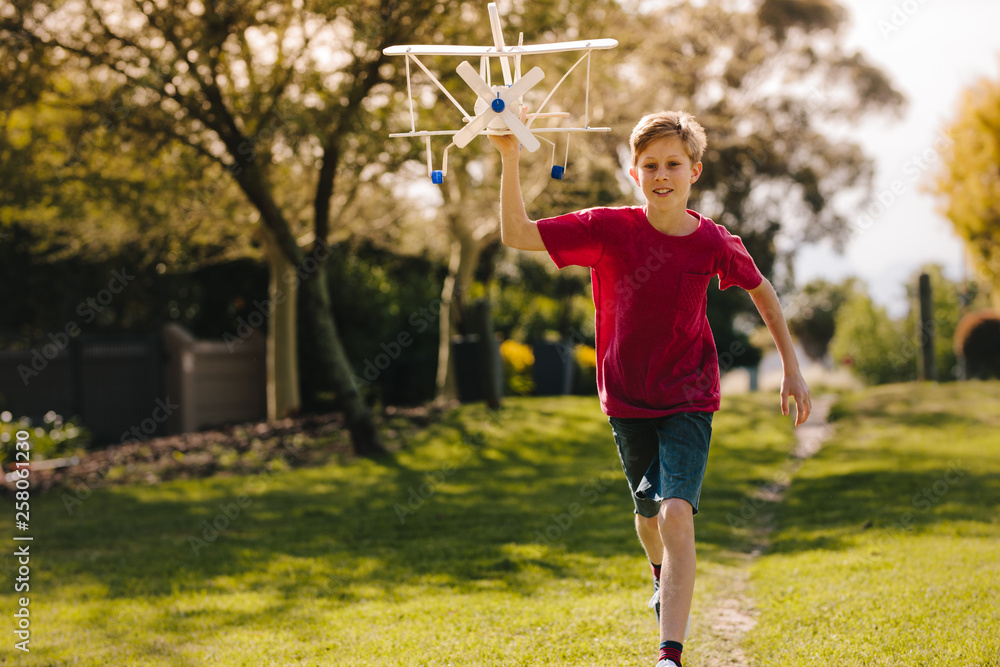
{"left": 383, "top": 38, "right": 617, "bottom": 57}
{"left": 389, "top": 127, "right": 612, "bottom": 139}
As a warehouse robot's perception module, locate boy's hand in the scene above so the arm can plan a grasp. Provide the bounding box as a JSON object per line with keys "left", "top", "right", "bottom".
{"left": 488, "top": 133, "right": 521, "bottom": 158}
{"left": 781, "top": 370, "right": 811, "bottom": 426}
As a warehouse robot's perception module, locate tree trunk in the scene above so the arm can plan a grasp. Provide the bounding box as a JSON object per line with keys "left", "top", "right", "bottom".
{"left": 259, "top": 224, "right": 301, "bottom": 420}
{"left": 434, "top": 169, "right": 500, "bottom": 402}
{"left": 298, "top": 254, "right": 384, "bottom": 456}
{"left": 239, "top": 164, "right": 383, "bottom": 456}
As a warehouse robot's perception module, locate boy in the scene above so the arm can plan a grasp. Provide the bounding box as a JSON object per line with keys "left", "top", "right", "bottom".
{"left": 490, "top": 111, "right": 811, "bottom": 667}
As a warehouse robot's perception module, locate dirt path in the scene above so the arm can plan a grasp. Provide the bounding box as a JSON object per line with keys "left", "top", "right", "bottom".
{"left": 697, "top": 395, "right": 837, "bottom": 667}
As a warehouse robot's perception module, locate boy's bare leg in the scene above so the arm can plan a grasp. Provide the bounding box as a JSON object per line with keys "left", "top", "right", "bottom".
{"left": 657, "top": 498, "right": 697, "bottom": 643}
{"left": 635, "top": 499, "right": 696, "bottom": 643}
{"left": 636, "top": 513, "right": 662, "bottom": 562}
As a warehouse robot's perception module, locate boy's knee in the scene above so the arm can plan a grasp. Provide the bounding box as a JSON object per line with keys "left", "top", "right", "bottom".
{"left": 658, "top": 498, "right": 694, "bottom": 531}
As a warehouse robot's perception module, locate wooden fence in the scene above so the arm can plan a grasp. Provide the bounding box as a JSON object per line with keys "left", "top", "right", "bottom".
{"left": 0, "top": 325, "right": 265, "bottom": 445}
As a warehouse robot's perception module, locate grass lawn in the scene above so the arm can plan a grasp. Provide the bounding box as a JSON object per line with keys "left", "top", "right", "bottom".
{"left": 6, "top": 383, "right": 996, "bottom": 666}
{"left": 0, "top": 394, "right": 798, "bottom": 667}
{"left": 745, "top": 381, "right": 1000, "bottom": 667}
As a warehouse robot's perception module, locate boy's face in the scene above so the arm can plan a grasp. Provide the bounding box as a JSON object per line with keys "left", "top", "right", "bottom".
{"left": 629, "top": 135, "right": 703, "bottom": 213}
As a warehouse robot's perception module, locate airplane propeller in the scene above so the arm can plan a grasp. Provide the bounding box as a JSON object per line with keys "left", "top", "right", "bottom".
{"left": 453, "top": 60, "right": 545, "bottom": 152}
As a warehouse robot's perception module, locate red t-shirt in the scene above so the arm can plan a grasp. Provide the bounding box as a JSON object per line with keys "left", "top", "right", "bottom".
{"left": 537, "top": 206, "right": 764, "bottom": 418}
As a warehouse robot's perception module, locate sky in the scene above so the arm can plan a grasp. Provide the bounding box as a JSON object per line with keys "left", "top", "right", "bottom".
{"left": 793, "top": 0, "right": 1000, "bottom": 317}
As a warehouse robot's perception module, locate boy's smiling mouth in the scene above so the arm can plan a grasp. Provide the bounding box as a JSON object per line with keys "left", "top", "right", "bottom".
{"left": 652, "top": 187, "right": 673, "bottom": 195}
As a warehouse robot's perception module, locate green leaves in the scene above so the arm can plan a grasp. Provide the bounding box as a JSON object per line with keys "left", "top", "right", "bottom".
{"left": 935, "top": 72, "right": 1000, "bottom": 307}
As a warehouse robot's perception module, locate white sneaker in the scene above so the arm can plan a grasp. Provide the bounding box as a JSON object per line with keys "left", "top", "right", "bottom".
{"left": 655, "top": 660, "right": 679, "bottom": 667}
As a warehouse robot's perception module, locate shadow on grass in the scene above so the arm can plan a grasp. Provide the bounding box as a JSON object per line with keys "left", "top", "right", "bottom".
{"left": 37, "top": 391, "right": 964, "bottom": 615}
{"left": 31, "top": 397, "right": 642, "bottom": 608}
{"left": 761, "top": 382, "right": 1000, "bottom": 554}
{"left": 764, "top": 464, "right": 1000, "bottom": 554}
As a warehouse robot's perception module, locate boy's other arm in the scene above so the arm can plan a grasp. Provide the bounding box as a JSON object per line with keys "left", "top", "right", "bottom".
{"left": 489, "top": 134, "right": 546, "bottom": 251}
{"left": 748, "top": 278, "right": 812, "bottom": 426}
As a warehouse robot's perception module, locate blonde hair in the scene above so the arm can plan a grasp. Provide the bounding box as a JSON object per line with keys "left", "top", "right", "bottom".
{"left": 629, "top": 111, "right": 708, "bottom": 166}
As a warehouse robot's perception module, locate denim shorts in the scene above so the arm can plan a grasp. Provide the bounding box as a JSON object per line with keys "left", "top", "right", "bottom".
{"left": 609, "top": 411, "right": 713, "bottom": 517}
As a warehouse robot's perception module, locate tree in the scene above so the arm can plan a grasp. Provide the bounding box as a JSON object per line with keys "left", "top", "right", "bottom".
{"left": 829, "top": 285, "right": 915, "bottom": 386}
{"left": 934, "top": 68, "right": 1000, "bottom": 310}
{"left": 603, "top": 0, "right": 902, "bottom": 279}
{"left": 786, "top": 278, "right": 859, "bottom": 361}
{"left": 3, "top": 0, "right": 468, "bottom": 455}
{"left": 0, "top": 47, "right": 266, "bottom": 342}
{"left": 432, "top": 164, "right": 501, "bottom": 401}
{"left": 0, "top": 2, "right": 261, "bottom": 269}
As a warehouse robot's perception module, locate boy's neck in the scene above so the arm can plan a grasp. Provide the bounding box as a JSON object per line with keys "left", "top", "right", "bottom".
{"left": 645, "top": 206, "right": 700, "bottom": 237}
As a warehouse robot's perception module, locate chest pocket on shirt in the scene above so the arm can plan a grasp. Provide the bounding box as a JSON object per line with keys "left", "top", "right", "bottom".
{"left": 677, "top": 272, "right": 712, "bottom": 311}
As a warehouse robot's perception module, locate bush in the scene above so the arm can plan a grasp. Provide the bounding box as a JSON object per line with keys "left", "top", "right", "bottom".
{"left": 571, "top": 344, "right": 598, "bottom": 395}
{"left": 303, "top": 241, "right": 444, "bottom": 409}
{"left": 1, "top": 411, "right": 90, "bottom": 466}
{"left": 829, "top": 291, "right": 916, "bottom": 385}
{"left": 500, "top": 340, "right": 535, "bottom": 396}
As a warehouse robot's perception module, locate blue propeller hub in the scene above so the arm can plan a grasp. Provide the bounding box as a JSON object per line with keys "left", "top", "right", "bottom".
{"left": 491, "top": 95, "right": 505, "bottom": 113}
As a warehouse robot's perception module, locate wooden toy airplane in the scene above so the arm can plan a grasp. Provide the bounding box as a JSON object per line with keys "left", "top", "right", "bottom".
{"left": 383, "top": 3, "right": 617, "bottom": 183}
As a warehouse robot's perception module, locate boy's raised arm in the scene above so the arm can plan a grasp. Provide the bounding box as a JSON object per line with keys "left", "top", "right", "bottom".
{"left": 490, "top": 135, "right": 547, "bottom": 251}
{"left": 748, "top": 278, "right": 812, "bottom": 426}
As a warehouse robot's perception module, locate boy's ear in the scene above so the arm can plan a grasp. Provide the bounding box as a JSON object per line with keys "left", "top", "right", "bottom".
{"left": 690, "top": 161, "right": 703, "bottom": 184}
{"left": 629, "top": 166, "right": 639, "bottom": 185}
